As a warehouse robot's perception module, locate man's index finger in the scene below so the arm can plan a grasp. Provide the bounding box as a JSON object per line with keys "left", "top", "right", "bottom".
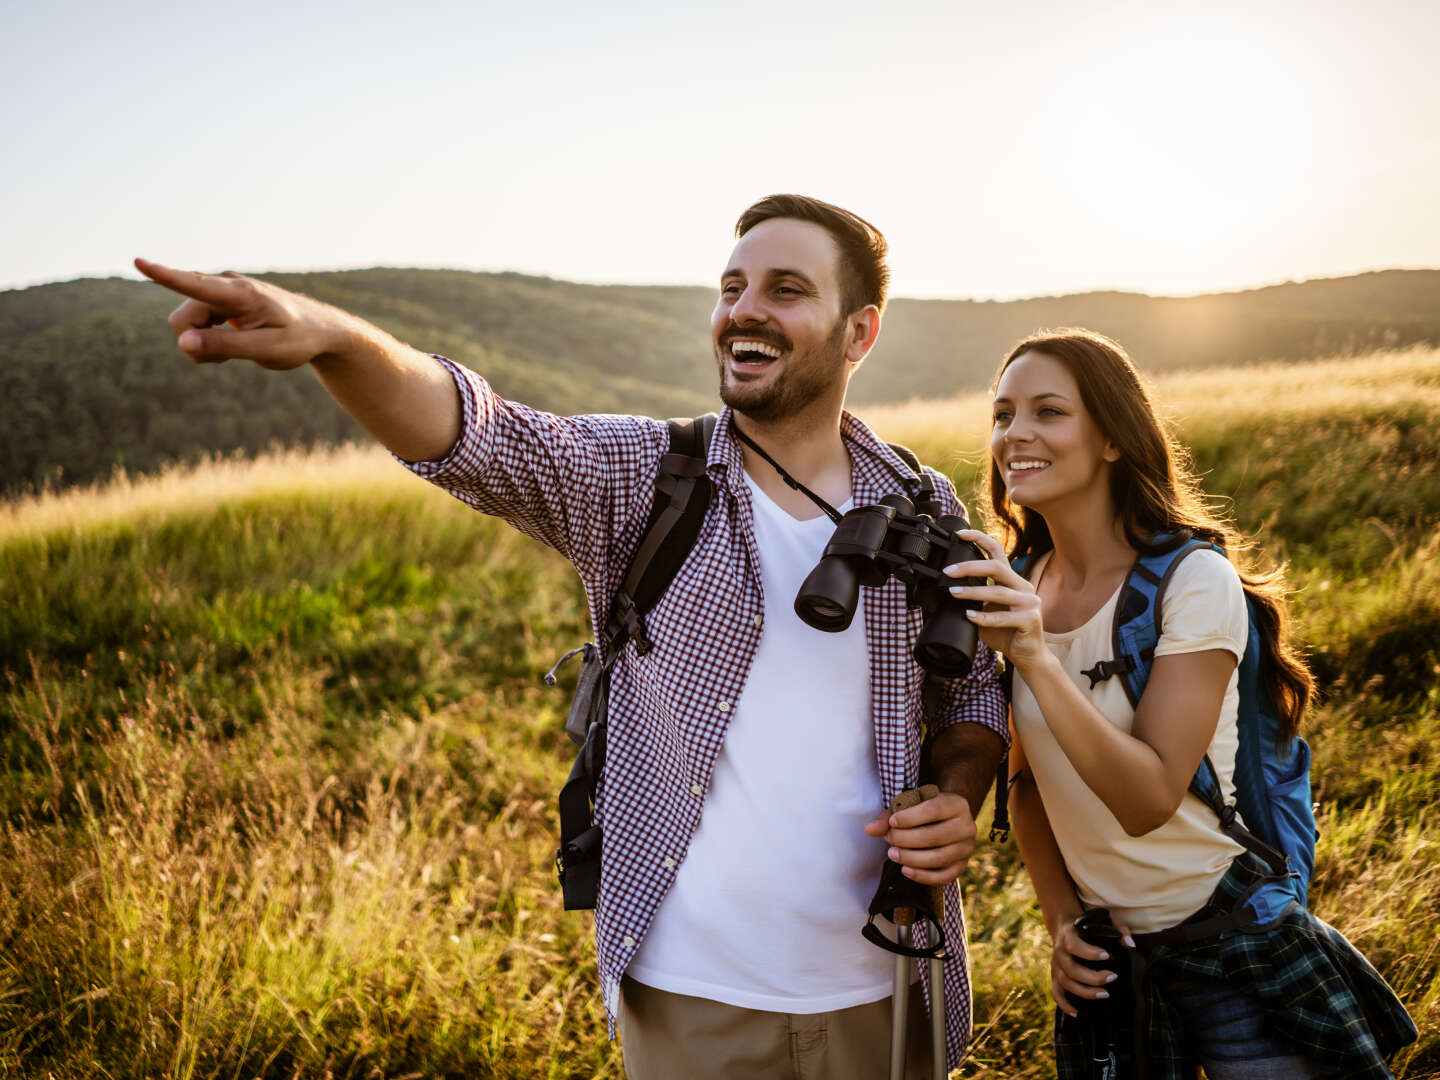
{"left": 134, "top": 257, "right": 246, "bottom": 307}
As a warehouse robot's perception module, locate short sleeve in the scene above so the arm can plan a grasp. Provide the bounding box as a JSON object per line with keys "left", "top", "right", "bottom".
{"left": 1152, "top": 547, "right": 1247, "bottom": 661}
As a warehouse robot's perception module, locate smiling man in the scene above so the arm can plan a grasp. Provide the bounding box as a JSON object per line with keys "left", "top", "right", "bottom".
{"left": 136, "top": 194, "right": 1006, "bottom": 1078}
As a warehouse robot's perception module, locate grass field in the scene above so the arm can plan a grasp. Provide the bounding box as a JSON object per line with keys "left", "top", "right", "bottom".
{"left": 3, "top": 347, "right": 1438, "bottom": 1078}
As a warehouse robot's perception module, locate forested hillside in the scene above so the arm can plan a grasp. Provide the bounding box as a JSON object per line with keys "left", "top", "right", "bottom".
{"left": 3, "top": 267, "right": 1438, "bottom": 494}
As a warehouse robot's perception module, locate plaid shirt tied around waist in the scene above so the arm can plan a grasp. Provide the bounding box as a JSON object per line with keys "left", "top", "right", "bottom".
{"left": 1056, "top": 852, "right": 1418, "bottom": 1080}
{"left": 400, "top": 358, "right": 1008, "bottom": 1068}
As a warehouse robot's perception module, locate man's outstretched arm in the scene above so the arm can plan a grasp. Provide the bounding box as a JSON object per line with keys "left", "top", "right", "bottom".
{"left": 135, "top": 258, "right": 461, "bottom": 463}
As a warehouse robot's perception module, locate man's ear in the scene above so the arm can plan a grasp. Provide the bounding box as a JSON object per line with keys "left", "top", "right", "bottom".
{"left": 846, "top": 305, "right": 883, "bottom": 367}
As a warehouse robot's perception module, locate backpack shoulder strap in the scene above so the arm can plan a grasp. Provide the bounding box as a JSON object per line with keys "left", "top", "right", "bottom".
{"left": 1085, "top": 533, "right": 1213, "bottom": 706}
{"left": 1110, "top": 536, "right": 1295, "bottom": 879}
{"left": 605, "top": 414, "right": 717, "bottom": 655}
{"left": 998, "top": 553, "right": 1036, "bottom": 705}
{"left": 886, "top": 440, "right": 922, "bottom": 475}
{"left": 988, "top": 552, "right": 1035, "bottom": 843}
{"left": 883, "top": 440, "right": 941, "bottom": 509}
{"left": 554, "top": 414, "right": 717, "bottom": 910}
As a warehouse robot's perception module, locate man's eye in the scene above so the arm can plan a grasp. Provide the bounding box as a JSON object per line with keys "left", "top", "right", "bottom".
{"left": 721, "top": 284, "right": 741, "bottom": 295}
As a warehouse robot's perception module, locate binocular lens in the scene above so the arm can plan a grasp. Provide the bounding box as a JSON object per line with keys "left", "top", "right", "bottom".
{"left": 795, "top": 558, "right": 861, "bottom": 632}
{"left": 799, "top": 597, "right": 850, "bottom": 629}
{"left": 912, "top": 600, "right": 978, "bottom": 677}
{"left": 807, "top": 597, "right": 847, "bottom": 620}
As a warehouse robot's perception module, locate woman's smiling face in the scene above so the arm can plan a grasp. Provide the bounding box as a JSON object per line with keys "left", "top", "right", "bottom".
{"left": 990, "top": 349, "right": 1120, "bottom": 510}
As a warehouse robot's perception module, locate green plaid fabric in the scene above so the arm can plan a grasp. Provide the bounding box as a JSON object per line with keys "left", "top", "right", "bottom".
{"left": 1055, "top": 853, "right": 1417, "bottom": 1079}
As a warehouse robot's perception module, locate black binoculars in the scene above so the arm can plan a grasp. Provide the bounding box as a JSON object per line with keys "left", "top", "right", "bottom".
{"left": 793, "top": 490, "right": 987, "bottom": 677}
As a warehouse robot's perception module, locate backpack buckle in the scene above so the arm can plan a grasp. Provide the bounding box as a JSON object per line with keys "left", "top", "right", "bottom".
{"left": 1081, "top": 657, "right": 1136, "bottom": 689}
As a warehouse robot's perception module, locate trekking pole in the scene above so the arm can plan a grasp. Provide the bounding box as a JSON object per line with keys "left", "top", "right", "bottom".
{"left": 887, "top": 786, "right": 949, "bottom": 1080}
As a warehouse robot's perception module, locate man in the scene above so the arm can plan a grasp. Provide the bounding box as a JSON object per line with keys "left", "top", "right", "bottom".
{"left": 136, "top": 194, "right": 1007, "bottom": 1077}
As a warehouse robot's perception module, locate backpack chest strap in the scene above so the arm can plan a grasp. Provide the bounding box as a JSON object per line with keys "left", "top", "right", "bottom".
{"left": 1081, "top": 656, "right": 1137, "bottom": 689}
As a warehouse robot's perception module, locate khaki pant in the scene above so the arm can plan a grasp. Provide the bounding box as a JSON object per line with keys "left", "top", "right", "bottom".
{"left": 618, "top": 976, "right": 934, "bottom": 1080}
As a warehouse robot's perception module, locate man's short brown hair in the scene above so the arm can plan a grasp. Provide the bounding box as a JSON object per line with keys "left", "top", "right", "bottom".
{"left": 735, "top": 194, "right": 890, "bottom": 316}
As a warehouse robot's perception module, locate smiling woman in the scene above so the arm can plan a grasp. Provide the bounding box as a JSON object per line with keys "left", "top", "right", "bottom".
{"left": 958, "top": 327, "right": 1417, "bottom": 1079}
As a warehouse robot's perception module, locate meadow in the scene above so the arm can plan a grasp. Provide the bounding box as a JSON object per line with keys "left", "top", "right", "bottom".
{"left": 2, "top": 347, "right": 1437, "bottom": 1078}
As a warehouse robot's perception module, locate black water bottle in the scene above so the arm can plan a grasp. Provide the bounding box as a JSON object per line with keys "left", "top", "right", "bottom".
{"left": 1071, "top": 908, "right": 1131, "bottom": 1079}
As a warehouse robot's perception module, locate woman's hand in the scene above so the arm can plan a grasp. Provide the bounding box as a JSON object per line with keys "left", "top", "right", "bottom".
{"left": 1049, "top": 915, "right": 1135, "bottom": 1017}
{"left": 944, "top": 529, "right": 1048, "bottom": 670}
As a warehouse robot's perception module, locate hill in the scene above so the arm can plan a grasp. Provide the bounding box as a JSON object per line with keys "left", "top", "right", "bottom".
{"left": 1, "top": 347, "right": 1436, "bottom": 1078}
{"left": 2, "top": 266, "right": 1439, "bottom": 495}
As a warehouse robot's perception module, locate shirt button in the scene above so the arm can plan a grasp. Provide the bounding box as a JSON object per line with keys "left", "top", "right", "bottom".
{"left": 718, "top": 700, "right": 731, "bottom": 713}
{"left": 690, "top": 783, "right": 704, "bottom": 797}
{"left": 623, "top": 936, "right": 636, "bottom": 948}
{"left": 663, "top": 857, "right": 676, "bottom": 869}
{"left": 752, "top": 612, "right": 763, "bottom": 628}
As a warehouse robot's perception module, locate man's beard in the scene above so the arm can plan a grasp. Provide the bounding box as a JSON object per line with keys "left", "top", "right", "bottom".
{"left": 718, "top": 317, "right": 849, "bottom": 422}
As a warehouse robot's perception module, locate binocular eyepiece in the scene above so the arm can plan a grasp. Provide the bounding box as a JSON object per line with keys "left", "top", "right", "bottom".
{"left": 794, "top": 492, "right": 987, "bottom": 677}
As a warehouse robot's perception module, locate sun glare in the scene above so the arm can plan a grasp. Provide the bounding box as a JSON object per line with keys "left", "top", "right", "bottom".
{"left": 1037, "top": 25, "right": 1318, "bottom": 275}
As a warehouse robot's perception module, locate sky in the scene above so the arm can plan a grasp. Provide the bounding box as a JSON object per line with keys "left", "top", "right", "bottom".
{"left": 2, "top": 0, "right": 1437, "bottom": 301}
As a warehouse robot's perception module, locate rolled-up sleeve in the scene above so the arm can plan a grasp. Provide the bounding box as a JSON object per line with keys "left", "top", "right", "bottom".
{"left": 393, "top": 356, "right": 667, "bottom": 583}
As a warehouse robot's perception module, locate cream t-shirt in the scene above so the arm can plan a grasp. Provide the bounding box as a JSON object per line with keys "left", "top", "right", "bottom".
{"left": 1011, "top": 548, "right": 1248, "bottom": 932}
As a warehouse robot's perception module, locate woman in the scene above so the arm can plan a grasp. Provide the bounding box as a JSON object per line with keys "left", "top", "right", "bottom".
{"left": 942, "top": 329, "right": 1415, "bottom": 1079}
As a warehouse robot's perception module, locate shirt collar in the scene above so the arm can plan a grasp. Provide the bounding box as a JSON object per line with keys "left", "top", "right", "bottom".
{"left": 706, "top": 406, "right": 923, "bottom": 505}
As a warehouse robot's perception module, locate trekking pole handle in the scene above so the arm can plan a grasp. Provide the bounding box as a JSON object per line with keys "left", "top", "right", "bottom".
{"left": 889, "top": 785, "right": 943, "bottom": 926}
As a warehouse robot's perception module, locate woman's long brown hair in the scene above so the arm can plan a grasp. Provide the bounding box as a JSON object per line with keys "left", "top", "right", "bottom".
{"left": 985, "top": 328, "right": 1314, "bottom": 740}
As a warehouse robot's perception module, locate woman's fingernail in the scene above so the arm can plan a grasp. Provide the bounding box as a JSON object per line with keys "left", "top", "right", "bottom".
{"left": 1105, "top": 973, "right": 1117, "bottom": 984}
{"left": 949, "top": 586, "right": 966, "bottom": 596}
{"left": 1123, "top": 935, "right": 1136, "bottom": 948}
{"left": 1096, "top": 991, "right": 1109, "bottom": 1000}
{"left": 1097, "top": 951, "right": 1109, "bottom": 961}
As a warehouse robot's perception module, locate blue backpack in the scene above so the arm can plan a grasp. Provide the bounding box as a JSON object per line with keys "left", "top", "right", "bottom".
{"left": 991, "top": 534, "right": 1317, "bottom": 928}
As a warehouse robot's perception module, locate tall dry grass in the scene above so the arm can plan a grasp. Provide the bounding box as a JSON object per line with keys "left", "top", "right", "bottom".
{"left": 3, "top": 347, "right": 1438, "bottom": 1078}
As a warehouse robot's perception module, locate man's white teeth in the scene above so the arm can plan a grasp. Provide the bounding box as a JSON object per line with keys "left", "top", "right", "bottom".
{"left": 730, "top": 341, "right": 781, "bottom": 359}
{"left": 1010, "top": 461, "right": 1050, "bottom": 471}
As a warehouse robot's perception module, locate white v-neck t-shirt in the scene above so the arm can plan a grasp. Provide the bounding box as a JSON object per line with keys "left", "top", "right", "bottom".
{"left": 1010, "top": 548, "right": 1249, "bottom": 932}
{"left": 627, "top": 470, "right": 894, "bottom": 1012}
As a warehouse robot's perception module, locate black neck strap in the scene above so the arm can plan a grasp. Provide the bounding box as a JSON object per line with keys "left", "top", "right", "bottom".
{"left": 731, "top": 425, "right": 845, "bottom": 525}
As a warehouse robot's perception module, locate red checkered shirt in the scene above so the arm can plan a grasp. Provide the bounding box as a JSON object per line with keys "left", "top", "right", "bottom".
{"left": 400, "top": 358, "right": 1008, "bottom": 1068}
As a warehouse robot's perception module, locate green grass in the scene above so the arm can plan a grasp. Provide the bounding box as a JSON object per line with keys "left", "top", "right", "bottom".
{"left": 3, "top": 350, "right": 1439, "bottom": 1078}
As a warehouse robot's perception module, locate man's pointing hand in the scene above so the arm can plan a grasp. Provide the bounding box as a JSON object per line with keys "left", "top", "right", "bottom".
{"left": 134, "top": 257, "right": 461, "bottom": 462}
{"left": 134, "top": 258, "right": 356, "bottom": 370}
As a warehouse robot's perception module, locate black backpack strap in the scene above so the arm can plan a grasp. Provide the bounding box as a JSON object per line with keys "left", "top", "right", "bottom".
{"left": 553, "top": 414, "right": 717, "bottom": 910}
{"left": 885, "top": 439, "right": 923, "bottom": 477}
{"left": 1187, "top": 755, "right": 1290, "bottom": 877}
{"left": 990, "top": 659, "right": 1015, "bottom": 843}
{"left": 606, "top": 415, "right": 717, "bottom": 655}
{"left": 883, "top": 440, "right": 939, "bottom": 508}
{"left": 989, "top": 554, "right": 1036, "bottom": 843}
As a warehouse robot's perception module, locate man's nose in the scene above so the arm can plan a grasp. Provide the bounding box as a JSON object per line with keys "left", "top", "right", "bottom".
{"left": 729, "top": 285, "right": 767, "bottom": 325}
